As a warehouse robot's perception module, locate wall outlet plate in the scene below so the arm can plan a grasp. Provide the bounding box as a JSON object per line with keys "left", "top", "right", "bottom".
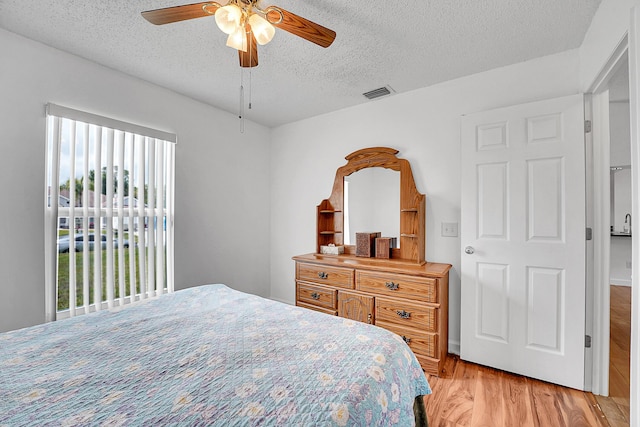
{"left": 441, "top": 222, "right": 459, "bottom": 237}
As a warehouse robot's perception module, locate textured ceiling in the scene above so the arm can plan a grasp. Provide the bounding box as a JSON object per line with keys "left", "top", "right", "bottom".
{"left": 0, "top": 0, "right": 602, "bottom": 127}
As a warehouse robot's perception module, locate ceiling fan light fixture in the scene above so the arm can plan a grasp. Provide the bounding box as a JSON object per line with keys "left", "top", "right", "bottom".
{"left": 141, "top": 2, "right": 337, "bottom": 68}
{"left": 248, "top": 13, "right": 275, "bottom": 45}
{"left": 215, "top": 4, "right": 243, "bottom": 34}
{"left": 227, "top": 25, "right": 248, "bottom": 52}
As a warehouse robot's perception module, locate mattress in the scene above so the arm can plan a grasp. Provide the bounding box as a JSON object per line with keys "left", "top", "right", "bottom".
{"left": 0, "top": 284, "right": 431, "bottom": 426}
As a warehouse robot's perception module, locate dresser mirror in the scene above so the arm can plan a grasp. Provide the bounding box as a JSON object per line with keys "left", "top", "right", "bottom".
{"left": 316, "top": 147, "right": 425, "bottom": 264}
{"left": 343, "top": 167, "right": 400, "bottom": 245}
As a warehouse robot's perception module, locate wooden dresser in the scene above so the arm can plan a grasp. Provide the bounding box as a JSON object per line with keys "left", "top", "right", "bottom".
{"left": 293, "top": 253, "right": 451, "bottom": 376}
{"left": 296, "top": 147, "right": 452, "bottom": 376}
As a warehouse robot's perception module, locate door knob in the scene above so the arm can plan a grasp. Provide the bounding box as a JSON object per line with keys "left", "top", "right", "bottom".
{"left": 464, "top": 246, "right": 475, "bottom": 254}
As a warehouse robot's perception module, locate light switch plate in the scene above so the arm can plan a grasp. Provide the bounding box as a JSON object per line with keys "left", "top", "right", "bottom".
{"left": 441, "top": 222, "right": 458, "bottom": 237}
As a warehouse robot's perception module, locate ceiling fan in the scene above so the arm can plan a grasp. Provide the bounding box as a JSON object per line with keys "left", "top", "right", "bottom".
{"left": 142, "top": 0, "right": 336, "bottom": 68}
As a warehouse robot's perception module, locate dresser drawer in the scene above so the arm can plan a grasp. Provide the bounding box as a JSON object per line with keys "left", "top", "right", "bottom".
{"left": 297, "top": 282, "right": 337, "bottom": 310}
{"left": 356, "top": 271, "right": 437, "bottom": 303}
{"left": 376, "top": 320, "right": 438, "bottom": 359}
{"left": 414, "top": 354, "right": 441, "bottom": 377}
{"left": 297, "top": 302, "right": 337, "bottom": 316}
{"left": 375, "top": 297, "right": 437, "bottom": 332}
{"left": 296, "top": 262, "right": 354, "bottom": 289}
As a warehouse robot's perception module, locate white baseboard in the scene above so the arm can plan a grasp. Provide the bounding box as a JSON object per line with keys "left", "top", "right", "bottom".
{"left": 611, "top": 280, "right": 632, "bottom": 287}
{"left": 268, "top": 296, "right": 295, "bottom": 305}
{"left": 448, "top": 340, "right": 460, "bottom": 356}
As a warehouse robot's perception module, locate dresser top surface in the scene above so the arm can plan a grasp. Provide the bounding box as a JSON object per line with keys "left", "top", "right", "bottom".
{"left": 293, "top": 253, "right": 451, "bottom": 278}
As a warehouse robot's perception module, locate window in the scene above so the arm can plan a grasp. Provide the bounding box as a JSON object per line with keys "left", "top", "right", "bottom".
{"left": 45, "top": 104, "right": 176, "bottom": 320}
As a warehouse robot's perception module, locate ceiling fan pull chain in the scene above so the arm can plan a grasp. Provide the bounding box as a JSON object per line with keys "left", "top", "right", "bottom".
{"left": 247, "top": 24, "right": 253, "bottom": 110}
{"left": 248, "top": 52, "right": 252, "bottom": 110}
{"left": 239, "top": 68, "right": 245, "bottom": 133}
{"left": 239, "top": 84, "right": 245, "bottom": 133}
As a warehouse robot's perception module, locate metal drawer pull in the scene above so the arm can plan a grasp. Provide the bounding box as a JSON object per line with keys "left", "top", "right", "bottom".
{"left": 317, "top": 272, "right": 329, "bottom": 279}
{"left": 396, "top": 310, "right": 411, "bottom": 319}
{"left": 402, "top": 335, "right": 411, "bottom": 344}
{"left": 310, "top": 292, "right": 320, "bottom": 300}
{"left": 385, "top": 281, "right": 399, "bottom": 290}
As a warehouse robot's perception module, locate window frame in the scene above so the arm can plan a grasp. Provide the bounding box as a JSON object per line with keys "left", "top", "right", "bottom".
{"left": 44, "top": 103, "right": 176, "bottom": 321}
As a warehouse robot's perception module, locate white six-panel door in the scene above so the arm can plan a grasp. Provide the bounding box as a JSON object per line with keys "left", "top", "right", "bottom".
{"left": 460, "top": 94, "right": 586, "bottom": 390}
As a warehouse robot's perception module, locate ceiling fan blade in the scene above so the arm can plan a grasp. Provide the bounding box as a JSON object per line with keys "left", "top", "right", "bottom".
{"left": 239, "top": 29, "right": 259, "bottom": 68}
{"left": 266, "top": 7, "right": 336, "bottom": 48}
{"left": 142, "top": 2, "right": 219, "bottom": 25}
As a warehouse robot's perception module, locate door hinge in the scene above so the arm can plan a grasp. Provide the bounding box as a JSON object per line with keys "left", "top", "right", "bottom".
{"left": 586, "top": 227, "right": 593, "bottom": 241}
{"left": 585, "top": 120, "right": 592, "bottom": 133}
{"left": 585, "top": 335, "right": 592, "bottom": 348}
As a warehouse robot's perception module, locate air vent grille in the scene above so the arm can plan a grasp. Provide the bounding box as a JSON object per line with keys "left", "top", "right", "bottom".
{"left": 363, "top": 86, "right": 394, "bottom": 100}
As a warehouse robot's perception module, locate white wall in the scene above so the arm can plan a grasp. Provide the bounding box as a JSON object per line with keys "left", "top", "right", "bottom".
{"left": 609, "top": 92, "right": 633, "bottom": 287}
{"left": 269, "top": 49, "right": 581, "bottom": 352}
{"left": 613, "top": 168, "right": 633, "bottom": 231}
{"left": 0, "top": 29, "right": 271, "bottom": 333}
{"left": 611, "top": 236, "right": 633, "bottom": 286}
{"left": 611, "top": 102, "right": 633, "bottom": 232}
{"left": 611, "top": 101, "right": 631, "bottom": 166}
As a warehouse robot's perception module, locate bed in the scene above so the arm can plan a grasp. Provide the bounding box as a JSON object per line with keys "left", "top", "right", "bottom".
{"left": 0, "top": 284, "right": 430, "bottom": 426}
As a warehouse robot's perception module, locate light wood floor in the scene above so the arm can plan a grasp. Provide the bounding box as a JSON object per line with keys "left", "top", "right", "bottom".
{"left": 424, "top": 355, "right": 606, "bottom": 426}
{"left": 424, "top": 285, "right": 632, "bottom": 427}
{"left": 594, "top": 285, "right": 631, "bottom": 426}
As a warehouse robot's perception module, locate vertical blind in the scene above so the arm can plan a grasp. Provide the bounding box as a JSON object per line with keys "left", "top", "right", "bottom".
{"left": 44, "top": 104, "right": 176, "bottom": 321}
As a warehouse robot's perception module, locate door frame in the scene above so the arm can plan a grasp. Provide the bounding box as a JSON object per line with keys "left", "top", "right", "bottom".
{"left": 628, "top": 8, "right": 640, "bottom": 424}
{"left": 587, "top": 34, "right": 627, "bottom": 397}
{"left": 587, "top": 14, "right": 640, "bottom": 423}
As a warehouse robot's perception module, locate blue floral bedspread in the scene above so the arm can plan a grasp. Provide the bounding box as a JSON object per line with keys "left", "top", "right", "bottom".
{"left": 0, "top": 284, "right": 431, "bottom": 426}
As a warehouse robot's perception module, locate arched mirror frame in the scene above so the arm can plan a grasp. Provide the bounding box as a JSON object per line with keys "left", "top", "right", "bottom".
{"left": 316, "top": 147, "right": 425, "bottom": 264}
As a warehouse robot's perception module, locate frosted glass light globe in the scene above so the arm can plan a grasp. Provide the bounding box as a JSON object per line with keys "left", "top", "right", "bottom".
{"left": 226, "top": 25, "right": 248, "bottom": 52}
{"left": 215, "top": 4, "right": 243, "bottom": 35}
{"left": 249, "top": 13, "right": 275, "bottom": 45}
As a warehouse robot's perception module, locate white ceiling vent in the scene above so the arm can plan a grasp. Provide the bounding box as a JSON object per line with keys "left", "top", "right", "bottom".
{"left": 363, "top": 86, "right": 395, "bottom": 100}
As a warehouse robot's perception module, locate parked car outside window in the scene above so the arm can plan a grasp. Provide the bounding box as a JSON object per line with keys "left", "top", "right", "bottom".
{"left": 57, "top": 233, "right": 129, "bottom": 253}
